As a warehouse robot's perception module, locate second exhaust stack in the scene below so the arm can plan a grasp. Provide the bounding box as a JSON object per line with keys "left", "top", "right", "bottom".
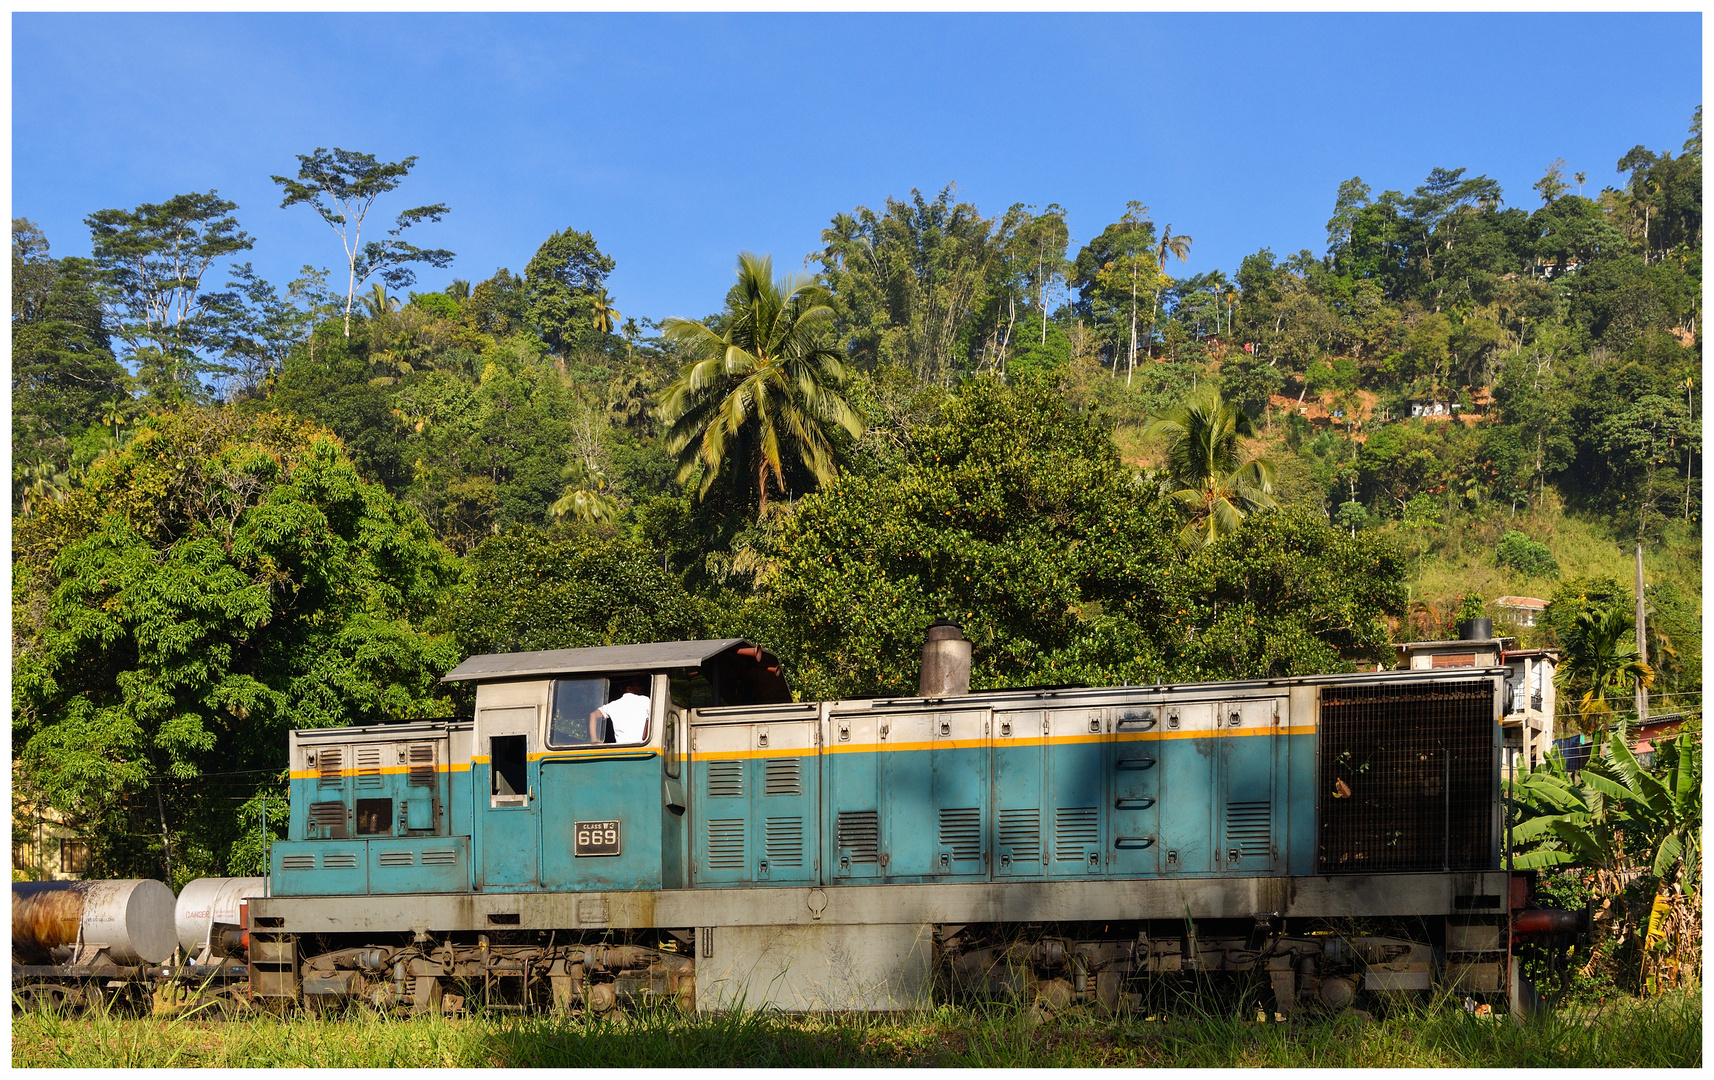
{"left": 919, "top": 619, "right": 972, "bottom": 697}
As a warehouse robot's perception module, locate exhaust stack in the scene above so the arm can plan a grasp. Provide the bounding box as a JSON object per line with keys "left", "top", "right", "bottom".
{"left": 919, "top": 619, "right": 972, "bottom": 697}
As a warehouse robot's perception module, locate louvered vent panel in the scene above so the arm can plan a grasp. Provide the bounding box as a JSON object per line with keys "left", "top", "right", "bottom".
{"left": 318, "top": 748, "right": 343, "bottom": 785}
{"left": 1227, "top": 801, "right": 1272, "bottom": 858}
{"left": 837, "top": 810, "right": 879, "bottom": 864}
{"left": 764, "top": 757, "right": 803, "bottom": 796}
{"left": 281, "top": 855, "right": 316, "bottom": 871}
{"left": 323, "top": 852, "right": 359, "bottom": 870}
{"left": 356, "top": 746, "right": 384, "bottom": 787}
{"left": 707, "top": 760, "right": 744, "bottom": 798}
{"left": 764, "top": 817, "right": 804, "bottom": 866}
{"left": 999, "top": 808, "right": 1041, "bottom": 863}
{"left": 1054, "top": 806, "right": 1099, "bottom": 862}
{"left": 408, "top": 744, "right": 436, "bottom": 786}
{"left": 377, "top": 851, "right": 415, "bottom": 867}
{"left": 705, "top": 819, "right": 745, "bottom": 869}
{"left": 421, "top": 849, "right": 457, "bottom": 865}
{"left": 938, "top": 807, "right": 982, "bottom": 861}
{"left": 309, "top": 802, "right": 346, "bottom": 826}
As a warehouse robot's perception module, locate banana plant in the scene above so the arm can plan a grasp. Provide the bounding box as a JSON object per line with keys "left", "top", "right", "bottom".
{"left": 1509, "top": 732, "right": 1700, "bottom": 887}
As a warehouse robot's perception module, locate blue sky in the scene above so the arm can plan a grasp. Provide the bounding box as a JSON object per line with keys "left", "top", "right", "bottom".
{"left": 13, "top": 13, "right": 1702, "bottom": 326}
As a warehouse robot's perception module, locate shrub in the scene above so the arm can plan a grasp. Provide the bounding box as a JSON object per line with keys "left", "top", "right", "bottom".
{"left": 1496, "top": 529, "right": 1559, "bottom": 577}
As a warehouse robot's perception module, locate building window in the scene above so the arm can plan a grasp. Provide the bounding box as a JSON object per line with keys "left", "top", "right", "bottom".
{"left": 60, "top": 840, "right": 89, "bottom": 875}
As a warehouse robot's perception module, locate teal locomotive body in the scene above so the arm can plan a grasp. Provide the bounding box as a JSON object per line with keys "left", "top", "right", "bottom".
{"left": 254, "top": 634, "right": 1520, "bottom": 1015}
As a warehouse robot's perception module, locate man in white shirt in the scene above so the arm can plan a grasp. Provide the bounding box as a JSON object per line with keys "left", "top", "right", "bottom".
{"left": 591, "top": 676, "right": 650, "bottom": 743}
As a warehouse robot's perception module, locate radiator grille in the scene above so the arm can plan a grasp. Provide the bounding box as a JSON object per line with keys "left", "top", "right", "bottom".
{"left": 1318, "top": 679, "right": 1495, "bottom": 873}
{"left": 1226, "top": 801, "right": 1271, "bottom": 858}
{"left": 998, "top": 808, "right": 1041, "bottom": 863}
{"left": 323, "top": 852, "right": 359, "bottom": 870}
{"left": 938, "top": 807, "right": 982, "bottom": 862}
{"left": 408, "top": 743, "right": 436, "bottom": 786}
{"left": 707, "top": 760, "right": 743, "bottom": 798}
{"left": 377, "top": 851, "right": 415, "bottom": 867}
{"left": 764, "top": 817, "right": 804, "bottom": 866}
{"left": 421, "top": 849, "right": 457, "bottom": 865}
{"left": 281, "top": 855, "right": 315, "bottom": 871}
{"left": 318, "top": 748, "right": 343, "bottom": 785}
{"left": 764, "top": 757, "right": 803, "bottom": 796}
{"left": 705, "top": 818, "right": 745, "bottom": 870}
{"left": 837, "top": 810, "right": 879, "bottom": 864}
{"left": 356, "top": 746, "right": 383, "bottom": 787}
{"left": 1054, "top": 806, "right": 1099, "bottom": 862}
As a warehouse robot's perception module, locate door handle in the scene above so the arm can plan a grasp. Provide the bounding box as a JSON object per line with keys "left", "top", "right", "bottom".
{"left": 1115, "top": 797, "right": 1156, "bottom": 810}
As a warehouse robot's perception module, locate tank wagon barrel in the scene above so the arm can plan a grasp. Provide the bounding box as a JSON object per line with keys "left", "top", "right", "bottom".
{"left": 12, "top": 879, "right": 177, "bottom": 967}
{"left": 175, "top": 877, "right": 268, "bottom": 962}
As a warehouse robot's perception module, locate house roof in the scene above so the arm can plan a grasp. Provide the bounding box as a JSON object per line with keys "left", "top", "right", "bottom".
{"left": 441, "top": 639, "right": 754, "bottom": 683}
{"left": 1496, "top": 596, "right": 1549, "bottom": 609}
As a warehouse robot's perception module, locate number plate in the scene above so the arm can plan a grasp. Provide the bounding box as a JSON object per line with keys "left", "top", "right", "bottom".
{"left": 575, "top": 820, "right": 622, "bottom": 857}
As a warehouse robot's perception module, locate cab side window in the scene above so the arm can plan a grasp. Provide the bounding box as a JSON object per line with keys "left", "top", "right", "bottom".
{"left": 548, "top": 677, "right": 607, "bottom": 747}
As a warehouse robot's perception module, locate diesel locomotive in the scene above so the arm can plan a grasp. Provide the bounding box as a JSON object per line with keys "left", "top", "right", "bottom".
{"left": 16, "top": 624, "right": 1575, "bottom": 1016}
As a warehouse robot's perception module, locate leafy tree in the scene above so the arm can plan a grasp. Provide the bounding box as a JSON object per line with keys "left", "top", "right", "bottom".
{"left": 12, "top": 219, "right": 130, "bottom": 476}
{"left": 208, "top": 263, "right": 340, "bottom": 398}
{"left": 523, "top": 227, "right": 617, "bottom": 354}
{"left": 85, "top": 191, "right": 255, "bottom": 401}
{"left": 1174, "top": 509, "right": 1406, "bottom": 680}
{"left": 659, "top": 252, "right": 864, "bottom": 513}
{"left": 1070, "top": 202, "right": 1157, "bottom": 380}
{"left": 762, "top": 376, "right": 1181, "bottom": 699}
{"left": 12, "top": 408, "right": 459, "bottom": 883}
{"left": 443, "top": 526, "right": 704, "bottom": 660}
{"left": 272, "top": 147, "right": 455, "bottom": 337}
{"left": 1218, "top": 348, "right": 1284, "bottom": 420}
{"left": 462, "top": 268, "right": 529, "bottom": 337}
{"left": 818, "top": 186, "right": 1025, "bottom": 385}
{"left": 1145, "top": 386, "right": 1277, "bottom": 545}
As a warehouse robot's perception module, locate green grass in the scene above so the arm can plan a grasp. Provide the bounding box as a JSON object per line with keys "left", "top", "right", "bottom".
{"left": 12, "top": 992, "right": 1701, "bottom": 1068}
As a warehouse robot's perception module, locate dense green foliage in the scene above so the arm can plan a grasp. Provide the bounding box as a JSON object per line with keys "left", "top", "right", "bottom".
{"left": 10, "top": 115, "right": 1701, "bottom": 883}
{"left": 12, "top": 409, "right": 458, "bottom": 884}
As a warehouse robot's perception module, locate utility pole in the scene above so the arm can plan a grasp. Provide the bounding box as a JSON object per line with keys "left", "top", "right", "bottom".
{"left": 1634, "top": 542, "right": 1649, "bottom": 724}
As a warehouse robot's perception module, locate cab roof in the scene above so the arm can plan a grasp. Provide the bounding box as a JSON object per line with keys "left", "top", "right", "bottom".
{"left": 440, "top": 639, "right": 758, "bottom": 683}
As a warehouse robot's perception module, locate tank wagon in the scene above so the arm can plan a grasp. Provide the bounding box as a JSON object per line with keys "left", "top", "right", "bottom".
{"left": 12, "top": 879, "right": 177, "bottom": 1011}
{"left": 228, "top": 628, "right": 1553, "bottom": 1016}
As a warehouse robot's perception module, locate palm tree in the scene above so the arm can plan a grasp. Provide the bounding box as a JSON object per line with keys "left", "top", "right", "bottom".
{"left": 549, "top": 478, "right": 619, "bottom": 524}
{"left": 1147, "top": 226, "right": 1193, "bottom": 362}
{"left": 658, "top": 252, "right": 864, "bottom": 514}
{"left": 1145, "top": 386, "right": 1276, "bottom": 545}
{"left": 591, "top": 288, "right": 620, "bottom": 335}
{"left": 1558, "top": 606, "right": 1655, "bottom": 737}
{"left": 361, "top": 284, "right": 399, "bottom": 321}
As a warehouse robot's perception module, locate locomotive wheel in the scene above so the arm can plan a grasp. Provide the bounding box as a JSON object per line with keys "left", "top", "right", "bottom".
{"left": 13, "top": 983, "right": 82, "bottom": 1015}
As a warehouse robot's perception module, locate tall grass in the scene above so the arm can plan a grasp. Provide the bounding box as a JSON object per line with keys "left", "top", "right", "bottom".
{"left": 12, "top": 991, "right": 1700, "bottom": 1068}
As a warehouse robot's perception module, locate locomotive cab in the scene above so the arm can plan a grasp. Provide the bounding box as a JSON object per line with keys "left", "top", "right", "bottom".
{"left": 270, "top": 639, "right": 789, "bottom": 897}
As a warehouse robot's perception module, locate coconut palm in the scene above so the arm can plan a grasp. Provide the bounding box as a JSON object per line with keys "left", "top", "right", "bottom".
{"left": 1147, "top": 225, "right": 1193, "bottom": 361}
{"left": 658, "top": 252, "right": 864, "bottom": 514}
{"left": 361, "top": 283, "right": 398, "bottom": 320}
{"left": 1145, "top": 386, "right": 1276, "bottom": 545}
{"left": 549, "top": 480, "right": 619, "bottom": 524}
{"left": 590, "top": 288, "right": 621, "bottom": 335}
{"left": 1558, "top": 606, "right": 1655, "bottom": 737}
